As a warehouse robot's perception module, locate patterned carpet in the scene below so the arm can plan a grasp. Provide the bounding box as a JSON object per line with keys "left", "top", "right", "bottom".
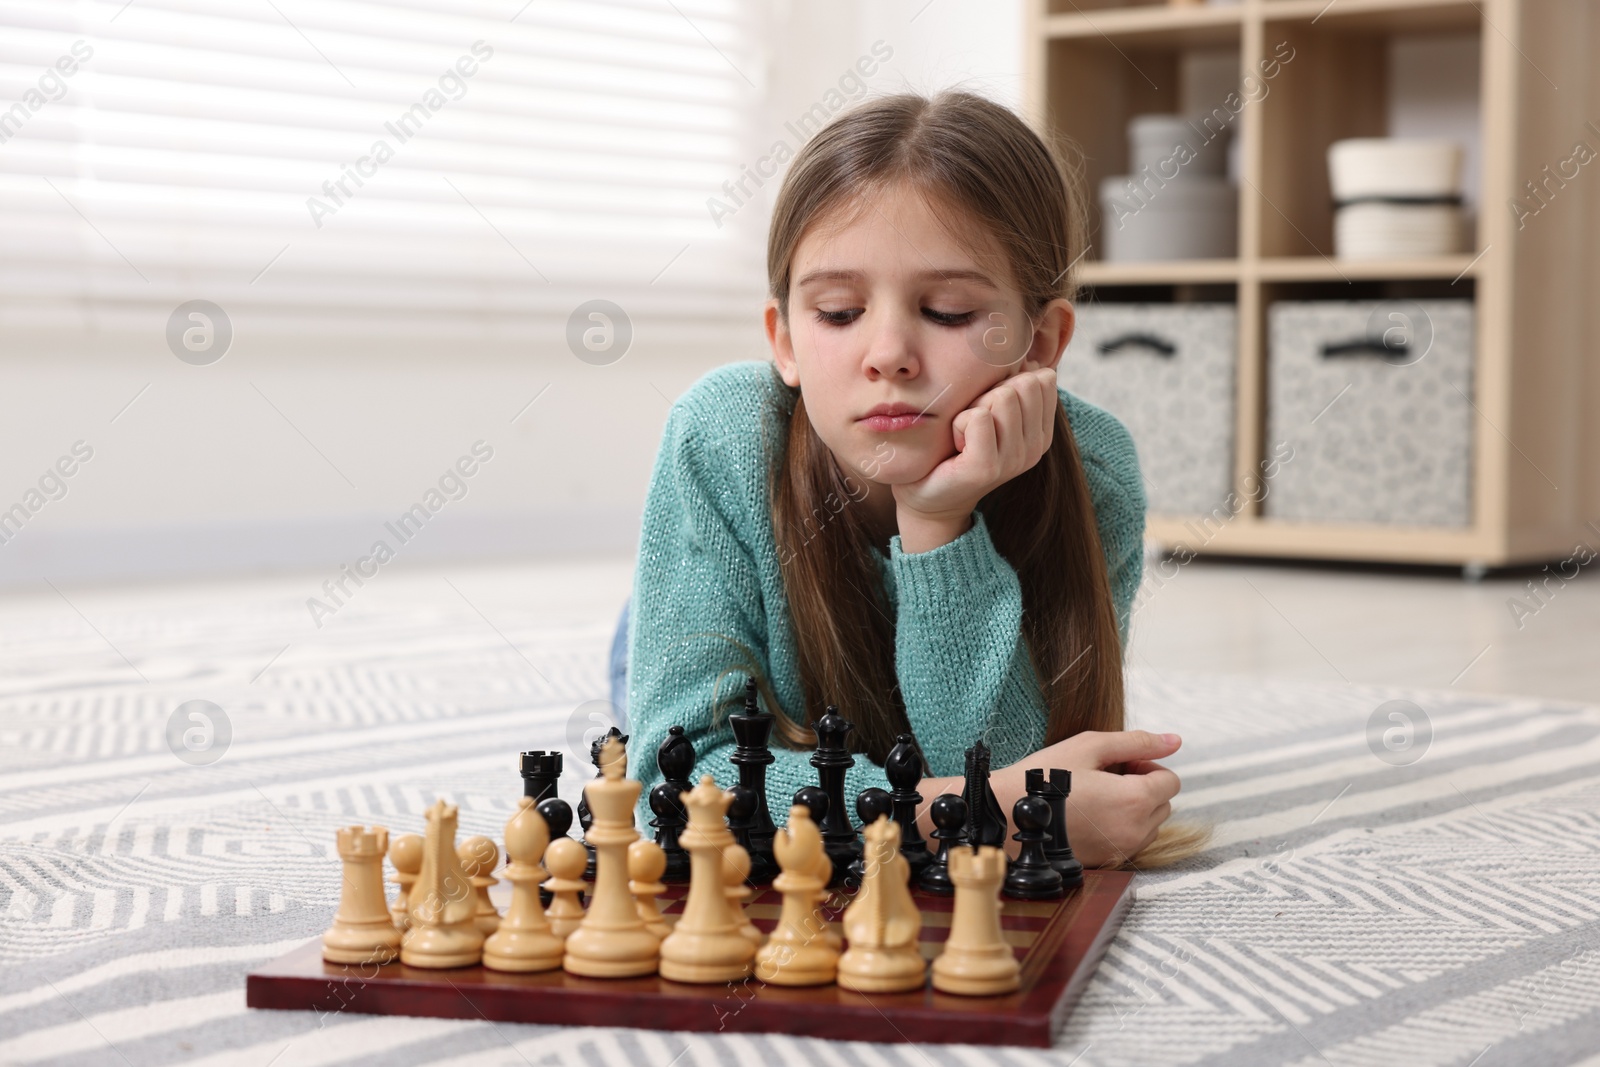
{"left": 2, "top": 580, "right": 1598, "bottom": 1067}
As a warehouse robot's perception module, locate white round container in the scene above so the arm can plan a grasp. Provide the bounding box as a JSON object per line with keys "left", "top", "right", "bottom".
{"left": 1128, "top": 113, "right": 1228, "bottom": 179}
{"left": 1328, "top": 138, "right": 1463, "bottom": 200}
{"left": 1100, "top": 174, "right": 1237, "bottom": 261}
{"left": 1334, "top": 202, "right": 1462, "bottom": 258}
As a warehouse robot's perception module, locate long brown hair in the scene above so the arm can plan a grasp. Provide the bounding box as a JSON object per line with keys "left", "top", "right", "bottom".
{"left": 758, "top": 91, "right": 1124, "bottom": 767}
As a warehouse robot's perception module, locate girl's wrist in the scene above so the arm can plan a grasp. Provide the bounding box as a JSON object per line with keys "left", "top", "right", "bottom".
{"left": 895, "top": 506, "right": 973, "bottom": 553}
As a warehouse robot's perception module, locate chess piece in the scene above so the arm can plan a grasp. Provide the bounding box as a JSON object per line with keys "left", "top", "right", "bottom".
{"left": 578, "top": 726, "right": 628, "bottom": 882}
{"left": 722, "top": 842, "right": 764, "bottom": 945}
{"left": 729, "top": 677, "right": 779, "bottom": 883}
{"left": 402, "top": 800, "right": 485, "bottom": 968}
{"left": 519, "top": 749, "right": 563, "bottom": 803}
{"left": 629, "top": 838, "right": 671, "bottom": 939}
{"left": 542, "top": 836, "right": 588, "bottom": 940}
{"left": 961, "top": 741, "right": 1008, "bottom": 849}
{"left": 387, "top": 832, "right": 422, "bottom": 930}
{"left": 790, "top": 786, "right": 843, "bottom": 952}
{"left": 1003, "top": 794, "right": 1064, "bottom": 900}
{"left": 1038, "top": 768, "right": 1085, "bottom": 890}
{"left": 535, "top": 795, "right": 576, "bottom": 909}
{"left": 931, "top": 844, "right": 1020, "bottom": 996}
{"left": 837, "top": 815, "right": 925, "bottom": 993}
{"left": 810, "top": 707, "right": 861, "bottom": 887}
{"left": 885, "top": 734, "right": 933, "bottom": 881}
{"left": 918, "top": 793, "right": 968, "bottom": 895}
{"left": 727, "top": 783, "right": 758, "bottom": 857}
{"left": 754, "top": 803, "right": 839, "bottom": 986}
{"left": 649, "top": 725, "right": 694, "bottom": 883}
{"left": 457, "top": 835, "right": 501, "bottom": 935}
{"left": 564, "top": 735, "right": 659, "bottom": 977}
{"left": 658, "top": 774, "right": 758, "bottom": 983}
{"left": 482, "top": 797, "right": 563, "bottom": 972}
{"left": 846, "top": 787, "right": 893, "bottom": 887}
{"left": 324, "top": 825, "right": 402, "bottom": 964}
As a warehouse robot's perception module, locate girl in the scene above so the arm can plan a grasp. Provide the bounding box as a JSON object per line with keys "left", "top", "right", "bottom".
{"left": 617, "top": 90, "right": 1199, "bottom": 869}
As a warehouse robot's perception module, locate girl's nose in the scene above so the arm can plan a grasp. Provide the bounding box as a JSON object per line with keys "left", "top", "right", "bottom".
{"left": 861, "top": 310, "right": 918, "bottom": 379}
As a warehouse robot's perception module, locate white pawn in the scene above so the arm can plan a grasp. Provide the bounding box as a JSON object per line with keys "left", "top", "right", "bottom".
{"left": 457, "top": 835, "right": 501, "bottom": 936}
{"left": 387, "top": 833, "right": 422, "bottom": 931}
{"left": 629, "top": 838, "right": 671, "bottom": 940}
{"left": 543, "top": 837, "right": 588, "bottom": 940}
{"left": 723, "top": 845, "right": 764, "bottom": 946}
{"left": 324, "top": 825, "right": 401, "bottom": 965}
{"left": 483, "top": 797, "right": 564, "bottom": 973}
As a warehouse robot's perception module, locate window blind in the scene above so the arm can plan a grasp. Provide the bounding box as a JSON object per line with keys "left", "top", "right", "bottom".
{"left": 0, "top": 0, "right": 767, "bottom": 342}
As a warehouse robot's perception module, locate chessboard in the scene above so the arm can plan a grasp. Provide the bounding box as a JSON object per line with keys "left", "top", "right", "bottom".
{"left": 247, "top": 869, "right": 1132, "bottom": 1048}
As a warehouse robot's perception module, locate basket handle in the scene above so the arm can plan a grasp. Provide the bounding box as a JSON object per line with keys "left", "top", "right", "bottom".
{"left": 1097, "top": 332, "right": 1176, "bottom": 357}
{"left": 1321, "top": 336, "right": 1409, "bottom": 359}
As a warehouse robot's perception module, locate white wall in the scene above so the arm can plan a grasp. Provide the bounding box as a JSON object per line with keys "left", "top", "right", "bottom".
{"left": 0, "top": 2, "right": 1029, "bottom": 589}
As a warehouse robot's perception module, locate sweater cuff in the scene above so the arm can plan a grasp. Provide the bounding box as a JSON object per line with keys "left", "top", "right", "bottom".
{"left": 887, "top": 510, "right": 1015, "bottom": 614}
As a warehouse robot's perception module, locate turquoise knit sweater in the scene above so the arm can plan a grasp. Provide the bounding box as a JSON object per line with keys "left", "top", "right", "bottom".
{"left": 624, "top": 360, "right": 1145, "bottom": 827}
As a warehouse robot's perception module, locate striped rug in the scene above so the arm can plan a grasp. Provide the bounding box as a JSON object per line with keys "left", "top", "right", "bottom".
{"left": 2, "top": 583, "right": 1597, "bottom": 1066}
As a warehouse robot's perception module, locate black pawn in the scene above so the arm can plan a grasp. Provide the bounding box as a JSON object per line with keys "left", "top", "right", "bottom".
{"left": 1041, "top": 768, "right": 1084, "bottom": 890}
{"left": 961, "top": 740, "right": 1008, "bottom": 849}
{"left": 884, "top": 733, "right": 933, "bottom": 882}
{"left": 1003, "top": 794, "right": 1063, "bottom": 900}
{"left": 918, "top": 793, "right": 968, "bottom": 896}
{"left": 519, "top": 750, "right": 563, "bottom": 803}
{"left": 579, "top": 726, "right": 627, "bottom": 881}
{"left": 729, "top": 678, "right": 779, "bottom": 884}
{"left": 727, "top": 783, "right": 758, "bottom": 854}
{"left": 649, "top": 725, "right": 694, "bottom": 883}
{"left": 792, "top": 785, "right": 830, "bottom": 827}
{"left": 535, "top": 796, "right": 578, "bottom": 906}
{"left": 846, "top": 787, "right": 893, "bottom": 887}
{"left": 810, "top": 706, "right": 861, "bottom": 888}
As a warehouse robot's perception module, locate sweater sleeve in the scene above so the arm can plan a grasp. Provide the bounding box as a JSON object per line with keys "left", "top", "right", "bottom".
{"left": 625, "top": 401, "right": 892, "bottom": 829}
{"left": 884, "top": 510, "right": 1039, "bottom": 777}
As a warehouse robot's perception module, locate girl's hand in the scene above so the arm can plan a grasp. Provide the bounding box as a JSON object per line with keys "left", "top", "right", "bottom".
{"left": 999, "top": 730, "right": 1183, "bottom": 869}
{"left": 891, "top": 361, "right": 1059, "bottom": 528}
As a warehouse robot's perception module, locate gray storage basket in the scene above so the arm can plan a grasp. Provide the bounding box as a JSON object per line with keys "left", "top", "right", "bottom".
{"left": 1264, "top": 299, "right": 1474, "bottom": 526}
{"left": 1061, "top": 303, "right": 1236, "bottom": 516}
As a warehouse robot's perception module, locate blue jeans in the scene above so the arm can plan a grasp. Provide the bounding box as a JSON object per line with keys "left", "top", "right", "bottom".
{"left": 608, "top": 596, "right": 631, "bottom": 733}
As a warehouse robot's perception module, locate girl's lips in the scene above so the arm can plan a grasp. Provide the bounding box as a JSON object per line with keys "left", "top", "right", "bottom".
{"left": 859, "top": 413, "right": 925, "bottom": 432}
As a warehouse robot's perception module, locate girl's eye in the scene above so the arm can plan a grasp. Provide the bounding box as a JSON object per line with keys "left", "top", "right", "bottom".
{"left": 815, "top": 308, "right": 862, "bottom": 326}
{"left": 924, "top": 308, "right": 975, "bottom": 326}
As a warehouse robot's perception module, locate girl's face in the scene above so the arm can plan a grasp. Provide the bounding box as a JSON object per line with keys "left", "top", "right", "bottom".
{"left": 766, "top": 183, "right": 1073, "bottom": 490}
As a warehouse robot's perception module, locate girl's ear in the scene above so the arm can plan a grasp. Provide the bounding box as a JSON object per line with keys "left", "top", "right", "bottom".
{"left": 765, "top": 298, "right": 802, "bottom": 387}
{"left": 1025, "top": 298, "right": 1075, "bottom": 371}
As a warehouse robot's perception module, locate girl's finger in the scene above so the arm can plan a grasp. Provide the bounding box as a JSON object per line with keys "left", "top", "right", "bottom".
{"left": 990, "top": 384, "right": 1024, "bottom": 472}
{"left": 1139, "top": 767, "right": 1182, "bottom": 803}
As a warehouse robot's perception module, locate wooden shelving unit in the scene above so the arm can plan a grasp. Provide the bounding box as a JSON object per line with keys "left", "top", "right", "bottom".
{"left": 1025, "top": 0, "right": 1600, "bottom": 571}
